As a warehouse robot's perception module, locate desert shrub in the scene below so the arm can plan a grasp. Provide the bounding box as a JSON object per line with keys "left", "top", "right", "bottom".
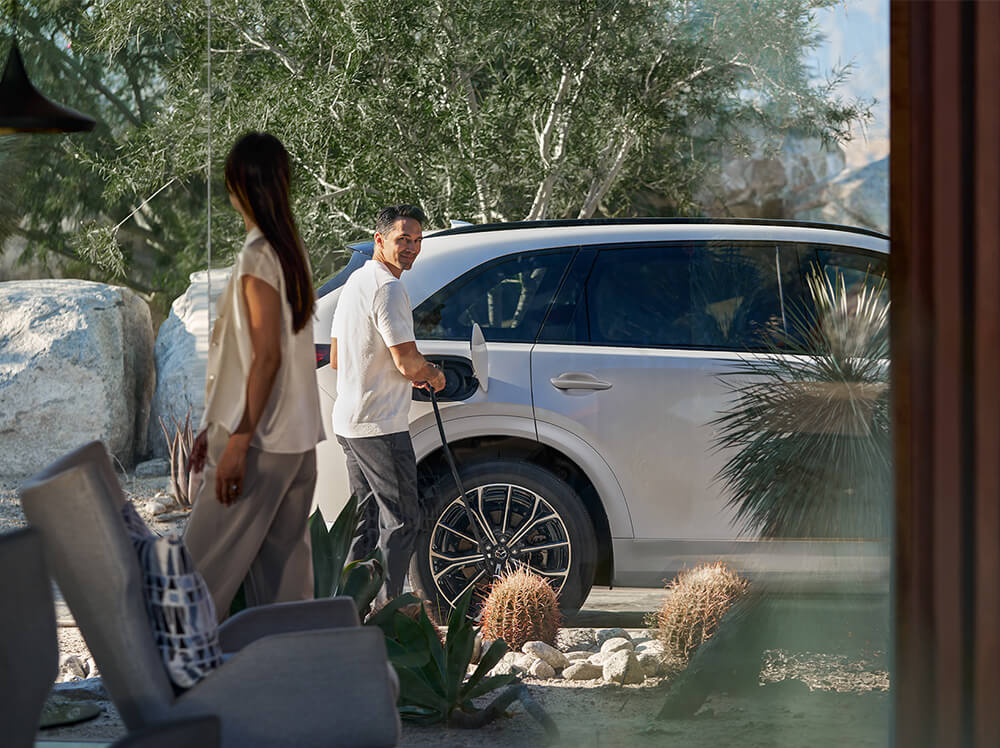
{"left": 655, "top": 562, "right": 748, "bottom": 663}
{"left": 479, "top": 567, "right": 561, "bottom": 652}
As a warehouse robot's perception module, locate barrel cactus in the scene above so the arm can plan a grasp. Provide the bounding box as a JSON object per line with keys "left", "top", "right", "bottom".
{"left": 655, "top": 562, "right": 748, "bottom": 663}
{"left": 479, "top": 568, "right": 561, "bottom": 652}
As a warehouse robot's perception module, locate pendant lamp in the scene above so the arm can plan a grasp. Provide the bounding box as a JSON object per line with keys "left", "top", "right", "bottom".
{"left": 0, "top": 40, "right": 95, "bottom": 134}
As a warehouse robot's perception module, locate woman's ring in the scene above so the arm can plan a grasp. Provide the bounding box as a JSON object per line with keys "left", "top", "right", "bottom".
{"left": 230, "top": 483, "right": 239, "bottom": 492}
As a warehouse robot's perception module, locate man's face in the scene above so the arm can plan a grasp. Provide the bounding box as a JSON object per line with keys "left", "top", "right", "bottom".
{"left": 375, "top": 217, "right": 423, "bottom": 275}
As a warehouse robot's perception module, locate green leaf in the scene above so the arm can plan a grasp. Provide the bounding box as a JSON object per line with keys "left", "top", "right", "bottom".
{"left": 385, "top": 637, "right": 432, "bottom": 668}
{"left": 339, "top": 554, "right": 384, "bottom": 614}
{"left": 394, "top": 667, "right": 449, "bottom": 715}
{"left": 462, "top": 673, "right": 519, "bottom": 702}
{"left": 327, "top": 494, "right": 359, "bottom": 596}
{"left": 462, "top": 639, "right": 509, "bottom": 696}
{"left": 417, "top": 604, "right": 446, "bottom": 677}
{"left": 366, "top": 592, "right": 421, "bottom": 634}
{"left": 444, "top": 588, "right": 477, "bottom": 704}
{"left": 308, "top": 508, "right": 333, "bottom": 599}
{"left": 397, "top": 705, "right": 444, "bottom": 724}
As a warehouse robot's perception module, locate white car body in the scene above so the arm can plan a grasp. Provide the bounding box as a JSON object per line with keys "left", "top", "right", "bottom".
{"left": 312, "top": 219, "right": 890, "bottom": 603}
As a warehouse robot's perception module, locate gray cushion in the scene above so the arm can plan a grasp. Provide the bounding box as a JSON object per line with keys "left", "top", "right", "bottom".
{"left": 122, "top": 503, "right": 223, "bottom": 689}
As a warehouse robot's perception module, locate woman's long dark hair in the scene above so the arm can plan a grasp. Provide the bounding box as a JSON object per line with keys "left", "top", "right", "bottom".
{"left": 224, "top": 132, "right": 314, "bottom": 333}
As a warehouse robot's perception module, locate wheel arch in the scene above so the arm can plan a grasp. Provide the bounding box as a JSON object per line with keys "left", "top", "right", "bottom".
{"left": 411, "top": 416, "right": 630, "bottom": 586}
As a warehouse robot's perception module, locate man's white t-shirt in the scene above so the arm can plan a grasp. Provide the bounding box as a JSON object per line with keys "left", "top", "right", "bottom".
{"left": 332, "top": 259, "right": 415, "bottom": 438}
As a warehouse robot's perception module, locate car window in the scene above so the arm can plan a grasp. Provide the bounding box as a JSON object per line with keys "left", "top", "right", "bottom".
{"left": 540, "top": 242, "right": 793, "bottom": 350}
{"left": 413, "top": 249, "right": 574, "bottom": 342}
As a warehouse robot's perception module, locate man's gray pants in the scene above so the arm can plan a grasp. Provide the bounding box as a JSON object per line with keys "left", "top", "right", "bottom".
{"left": 336, "top": 432, "right": 420, "bottom": 603}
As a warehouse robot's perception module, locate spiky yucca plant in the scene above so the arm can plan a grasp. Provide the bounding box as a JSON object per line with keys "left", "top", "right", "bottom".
{"left": 479, "top": 568, "right": 562, "bottom": 652}
{"left": 159, "top": 410, "right": 195, "bottom": 508}
{"left": 655, "top": 562, "right": 748, "bottom": 663}
{"left": 713, "top": 268, "right": 890, "bottom": 538}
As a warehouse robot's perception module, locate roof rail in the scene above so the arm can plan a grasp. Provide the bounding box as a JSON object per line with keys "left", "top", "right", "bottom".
{"left": 430, "top": 217, "right": 889, "bottom": 241}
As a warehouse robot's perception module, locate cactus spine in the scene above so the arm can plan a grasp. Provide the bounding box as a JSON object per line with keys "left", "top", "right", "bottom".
{"left": 479, "top": 567, "right": 561, "bottom": 652}
{"left": 654, "top": 562, "right": 748, "bottom": 663}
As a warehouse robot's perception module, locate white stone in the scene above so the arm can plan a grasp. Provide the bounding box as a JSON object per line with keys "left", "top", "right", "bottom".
{"left": 602, "top": 650, "right": 645, "bottom": 685}
{"left": 151, "top": 499, "right": 171, "bottom": 516}
{"left": 148, "top": 268, "right": 232, "bottom": 458}
{"left": 600, "top": 637, "right": 634, "bottom": 654}
{"left": 528, "top": 659, "right": 556, "bottom": 679}
{"left": 59, "top": 654, "right": 87, "bottom": 679}
{"left": 566, "top": 650, "right": 592, "bottom": 662}
{"left": 596, "top": 627, "right": 631, "bottom": 645}
{"left": 522, "top": 641, "right": 570, "bottom": 670}
{"left": 0, "top": 280, "right": 154, "bottom": 473}
{"left": 635, "top": 640, "right": 666, "bottom": 656}
{"left": 489, "top": 660, "right": 517, "bottom": 677}
{"left": 562, "top": 662, "right": 603, "bottom": 681}
{"left": 556, "top": 628, "right": 597, "bottom": 652}
{"left": 588, "top": 652, "right": 610, "bottom": 666}
{"left": 637, "top": 651, "right": 666, "bottom": 677}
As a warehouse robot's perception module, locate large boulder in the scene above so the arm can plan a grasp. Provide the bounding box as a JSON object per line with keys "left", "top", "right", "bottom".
{"left": 789, "top": 156, "right": 889, "bottom": 235}
{"left": 0, "top": 279, "right": 154, "bottom": 475}
{"left": 148, "top": 268, "right": 231, "bottom": 458}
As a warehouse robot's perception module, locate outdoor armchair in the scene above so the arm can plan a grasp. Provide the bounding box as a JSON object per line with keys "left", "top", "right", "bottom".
{"left": 19, "top": 440, "right": 401, "bottom": 748}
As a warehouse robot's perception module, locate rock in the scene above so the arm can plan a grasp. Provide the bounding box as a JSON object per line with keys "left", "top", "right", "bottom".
{"left": 150, "top": 499, "right": 171, "bottom": 516}
{"left": 529, "top": 659, "right": 556, "bottom": 679}
{"left": 135, "top": 458, "right": 170, "bottom": 478}
{"left": 629, "top": 634, "right": 652, "bottom": 646}
{"left": 148, "top": 268, "right": 232, "bottom": 458}
{"left": 562, "top": 662, "right": 603, "bottom": 681}
{"left": 51, "top": 678, "right": 107, "bottom": 700}
{"left": 596, "top": 628, "right": 631, "bottom": 646}
{"left": 566, "top": 650, "right": 592, "bottom": 662}
{"left": 556, "top": 628, "right": 598, "bottom": 652}
{"left": 490, "top": 660, "right": 518, "bottom": 677}
{"left": 59, "top": 654, "right": 88, "bottom": 679}
{"left": 635, "top": 640, "right": 666, "bottom": 656}
{"left": 84, "top": 658, "right": 98, "bottom": 678}
{"left": 512, "top": 653, "right": 537, "bottom": 671}
{"left": 588, "top": 652, "right": 610, "bottom": 666}
{"left": 523, "top": 641, "right": 570, "bottom": 670}
{"left": 0, "top": 280, "right": 155, "bottom": 473}
{"left": 603, "top": 650, "right": 645, "bottom": 686}
{"left": 600, "top": 637, "right": 634, "bottom": 654}
{"left": 637, "top": 651, "right": 666, "bottom": 677}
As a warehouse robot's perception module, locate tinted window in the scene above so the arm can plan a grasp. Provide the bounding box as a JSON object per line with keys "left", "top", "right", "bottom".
{"left": 413, "top": 250, "right": 573, "bottom": 342}
{"left": 540, "top": 242, "right": 792, "bottom": 350}
{"left": 795, "top": 245, "right": 889, "bottom": 307}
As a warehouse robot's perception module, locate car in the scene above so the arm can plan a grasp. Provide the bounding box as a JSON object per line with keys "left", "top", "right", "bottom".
{"left": 312, "top": 218, "right": 890, "bottom": 614}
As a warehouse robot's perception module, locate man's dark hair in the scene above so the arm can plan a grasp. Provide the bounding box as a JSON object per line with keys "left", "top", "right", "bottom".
{"left": 376, "top": 204, "right": 426, "bottom": 235}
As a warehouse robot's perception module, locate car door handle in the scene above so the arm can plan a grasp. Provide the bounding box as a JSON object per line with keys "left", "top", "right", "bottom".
{"left": 550, "top": 373, "right": 613, "bottom": 391}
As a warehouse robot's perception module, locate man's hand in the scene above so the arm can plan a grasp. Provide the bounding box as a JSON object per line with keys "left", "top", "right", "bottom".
{"left": 215, "top": 434, "right": 250, "bottom": 506}
{"left": 415, "top": 364, "right": 446, "bottom": 393}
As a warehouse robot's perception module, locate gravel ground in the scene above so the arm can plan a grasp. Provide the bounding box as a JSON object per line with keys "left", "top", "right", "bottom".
{"left": 3, "top": 473, "right": 891, "bottom": 746}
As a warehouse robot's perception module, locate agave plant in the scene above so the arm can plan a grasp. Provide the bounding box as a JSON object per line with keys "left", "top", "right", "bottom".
{"left": 712, "top": 268, "right": 890, "bottom": 539}
{"left": 159, "top": 410, "right": 195, "bottom": 508}
{"left": 308, "top": 496, "right": 386, "bottom": 615}
{"left": 368, "top": 588, "right": 558, "bottom": 735}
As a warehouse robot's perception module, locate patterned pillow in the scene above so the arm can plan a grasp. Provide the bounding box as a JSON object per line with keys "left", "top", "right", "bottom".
{"left": 120, "top": 502, "right": 223, "bottom": 688}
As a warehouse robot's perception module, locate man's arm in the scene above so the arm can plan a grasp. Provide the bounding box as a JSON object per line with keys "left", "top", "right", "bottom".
{"left": 330, "top": 337, "right": 337, "bottom": 370}
{"left": 389, "top": 341, "right": 446, "bottom": 391}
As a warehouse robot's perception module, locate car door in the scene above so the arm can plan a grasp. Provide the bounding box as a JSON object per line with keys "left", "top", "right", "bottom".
{"left": 530, "top": 241, "right": 802, "bottom": 575}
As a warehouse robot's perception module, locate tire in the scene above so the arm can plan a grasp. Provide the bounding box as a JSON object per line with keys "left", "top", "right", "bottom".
{"left": 409, "top": 460, "right": 597, "bottom": 618}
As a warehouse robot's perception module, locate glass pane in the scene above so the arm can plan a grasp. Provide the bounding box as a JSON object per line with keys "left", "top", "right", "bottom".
{"left": 586, "top": 245, "right": 693, "bottom": 347}
{"left": 413, "top": 250, "right": 572, "bottom": 341}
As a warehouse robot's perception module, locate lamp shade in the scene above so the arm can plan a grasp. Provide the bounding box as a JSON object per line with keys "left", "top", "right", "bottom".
{"left": 0, "top": 41, "right": 95, "bottom": 134}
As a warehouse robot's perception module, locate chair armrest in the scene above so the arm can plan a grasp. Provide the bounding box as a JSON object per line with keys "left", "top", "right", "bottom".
{"left": 174, "top": 627, "right": 400, "bottom": 748}
{"left": 217, "top": 597, "right": 360, "bottom": 653}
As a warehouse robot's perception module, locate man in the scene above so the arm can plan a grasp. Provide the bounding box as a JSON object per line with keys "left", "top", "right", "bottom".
{"left": 330, "top": 204, "right": 446, "bottom": 604}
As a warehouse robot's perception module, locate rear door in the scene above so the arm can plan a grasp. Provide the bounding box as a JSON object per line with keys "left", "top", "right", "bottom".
{"left": 530, "top": 241, "right": 801, "bottom": 545}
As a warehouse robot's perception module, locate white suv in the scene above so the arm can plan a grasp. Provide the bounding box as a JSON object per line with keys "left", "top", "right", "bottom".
{"left": 313, "top": 219, "right": 889, "bottom": 613}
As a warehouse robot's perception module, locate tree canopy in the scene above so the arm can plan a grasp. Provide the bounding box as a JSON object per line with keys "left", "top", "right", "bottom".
{"left": 3, "top": 0, "right": 872, "bottom": 302}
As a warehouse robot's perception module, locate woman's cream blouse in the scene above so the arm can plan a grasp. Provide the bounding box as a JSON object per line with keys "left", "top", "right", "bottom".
{"left": 200, "top": 227, "right": 324, "bottom": 454}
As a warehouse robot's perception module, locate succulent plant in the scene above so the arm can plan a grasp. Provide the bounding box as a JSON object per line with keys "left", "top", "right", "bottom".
{"left": 478, "top": 567, "right": 562, "bottom": 652}
{"left": 309, "top": 496, "right": 385, "bottom": 615}
{"left": 654, "top": 561, "right": 748, "bottom": 664}
{"left": 159, "top": 410, "right": 195, "bottom": 508}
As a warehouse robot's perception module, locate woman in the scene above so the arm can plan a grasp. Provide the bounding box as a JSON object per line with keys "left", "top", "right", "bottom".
{"left": 185, "top": 132, "right": 324, "bottom": 620}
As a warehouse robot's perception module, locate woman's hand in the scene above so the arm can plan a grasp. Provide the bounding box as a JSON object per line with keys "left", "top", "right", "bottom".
{"left": 215, "top": 434, "right": 251, "bottom": 505}
{"left": 190, "top": 430, "right": 208, "bottom": 475}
